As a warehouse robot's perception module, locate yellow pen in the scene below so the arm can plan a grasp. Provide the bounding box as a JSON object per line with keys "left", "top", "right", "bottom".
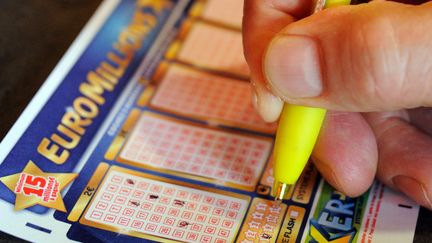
{"left": 271, "top": 0, "right": 352, "bottom": 200}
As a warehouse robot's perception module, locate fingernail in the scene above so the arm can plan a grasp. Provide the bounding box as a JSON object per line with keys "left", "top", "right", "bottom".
{"left": 265, "top": 35, "right": 323, "bottom": 99}
{"left": 251, "top": 79, "right": 283, "bottom": 123}
{"left": 393, "top": 175, "right": 432, "bottom": 209}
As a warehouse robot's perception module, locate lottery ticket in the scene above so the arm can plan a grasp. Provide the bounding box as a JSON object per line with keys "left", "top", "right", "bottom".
{"left": 174, "top": 21, "right": 249, "bottom": 77}
{"left": 80, "top": 166, "right": 250, "bottom": 243}
{"left": 150, "top": 64, "right": 276, "bottom": 133}
{"left": 0, "top": 0, "right": 421, "bottom": 242}
{"left": 118, "top": 112, "right": 272, "bottom": 191}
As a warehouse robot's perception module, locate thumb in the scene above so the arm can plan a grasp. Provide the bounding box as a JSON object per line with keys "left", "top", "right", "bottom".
{"left": 264, "top": 1, "right": 432, "bottom": 112}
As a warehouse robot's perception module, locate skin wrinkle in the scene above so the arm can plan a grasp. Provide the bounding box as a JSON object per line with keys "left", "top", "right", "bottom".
{"left": 344, "top": 3, "right": 403, "bottom": 111}
{"left": 381, "top": 16, "right": 405, "bottom": 109}
{"left": 328, "top": 6, "right": 374, "bottom": 111}
{"left": 374, "top": 116, "right": 408, "bottom": 141}
{"left": 361, "top": 3, "right": 432, "bottom": 111}
{"left": 362, "top": 16, "right": 389, "bottom": 111}
{"left": 400, "top": 5, "right": 432, "bottom": 108}
{"left": 399, "top": 50, "right": 412, "bottom": 108}
{"left": 346, "top": 14, "right": 369, "bottom": 110}
{"left": 395, "top": 14, "right": 413, "bottom": 108}
{"left": 354, "top": 24, "right": 373, "bottom": 110}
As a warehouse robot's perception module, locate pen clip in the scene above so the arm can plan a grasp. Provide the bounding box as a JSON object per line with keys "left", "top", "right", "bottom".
{"left": 312, "top": 0, "right": 327, "bottom": 13}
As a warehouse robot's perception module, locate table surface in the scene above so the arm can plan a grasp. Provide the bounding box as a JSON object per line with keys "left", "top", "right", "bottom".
{"left": 0, "top": 0, "right": 430, "bottom": 242}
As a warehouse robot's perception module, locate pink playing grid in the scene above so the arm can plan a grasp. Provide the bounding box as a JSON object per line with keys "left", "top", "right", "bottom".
{"left": 119, "top": 113, "right": 272, "bottom": 188}
{"left": 151, "top": 65, "right": 276, "bottom": 132}
{"left": 84, "top": 169, "right": 249, "bottom": 243}
{"left": 201, "top": 0, "right": 244, "bottom": 28}
{"left": 177, "top": 22, "right": 249, "bottom": 77}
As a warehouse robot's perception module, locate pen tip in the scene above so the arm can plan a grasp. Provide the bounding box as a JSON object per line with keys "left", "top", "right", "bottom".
{"left": 271, "top": 180, "right": 293, "bottom": 201}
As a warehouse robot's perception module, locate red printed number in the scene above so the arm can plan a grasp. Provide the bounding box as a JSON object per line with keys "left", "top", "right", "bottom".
{"left": 23, "top": 174, "right": 46, "bottom": 197}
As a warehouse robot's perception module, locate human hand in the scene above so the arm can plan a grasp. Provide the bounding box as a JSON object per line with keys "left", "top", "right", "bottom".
{"left": 243, "top": 0, "right": 432, "bottom": 209}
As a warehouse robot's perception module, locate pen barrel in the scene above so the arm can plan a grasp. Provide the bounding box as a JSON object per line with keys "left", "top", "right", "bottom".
{"left": 273, "top": 104, "right": 326, "bottom": 184}
{"left": 325, "top": 0, "right": 352, "bottom": 8}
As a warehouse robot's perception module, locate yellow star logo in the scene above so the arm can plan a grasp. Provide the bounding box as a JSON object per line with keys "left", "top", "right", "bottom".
{"left": 0, "top": 161, "right": 77, "bottom": 212}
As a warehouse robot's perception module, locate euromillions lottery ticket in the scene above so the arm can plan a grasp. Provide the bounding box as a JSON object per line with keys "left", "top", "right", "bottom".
{"left": 0, "top": 0, "right": 420, "bottom": 242}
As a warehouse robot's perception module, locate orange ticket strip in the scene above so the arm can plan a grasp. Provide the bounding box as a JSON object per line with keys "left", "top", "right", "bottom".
{"left": 68, "top": 163, "right": 110, "bottom": 222}
{"left": 168, "top": 21, "right": 249, "bottom": 78}
{"left": 276, "top": 206, "right": 306, "bottom": 243}
{"left": 190, "top": 0, "right": 244, "bottom": 29}
{"left": 136, "top": 85, "right": 156, "bottom": 107}
{"left": 237, "top": 198, "right": 287, "bottom": 242}
{"left": 291, "top": 164, "right": 318, "bottom": 205}
{"left": 105, "top": 109, "right": 141, "bottom": 161}
{"left": 117, "top": 112, "right": 273, "bottom": 191}
{"left": 150, "top": 64, "right": 276, "bottom": 133}
{"left": 80, "top": 166, "right": 250, "bottom": 243}
{"left": 260, "top": 157, "right": 275, "bottom": 188}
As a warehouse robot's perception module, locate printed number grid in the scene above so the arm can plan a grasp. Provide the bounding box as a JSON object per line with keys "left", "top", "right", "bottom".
{"left": 178, "top": 22, "right": 249, "bottom": 77}
{"left": 237, "top": 198, "right": 286, "bottom": 242}
{"left": 83, "top": 169, "right": 249, "bottom": 243}
{"left": 119, "top": 114, "right": 272, "bottom": 188}
{"left": 151, "top": 65, "right": 276, "bottom": 132}
{"left": 201, "top": 0, "right": 244, "bottom": 29}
